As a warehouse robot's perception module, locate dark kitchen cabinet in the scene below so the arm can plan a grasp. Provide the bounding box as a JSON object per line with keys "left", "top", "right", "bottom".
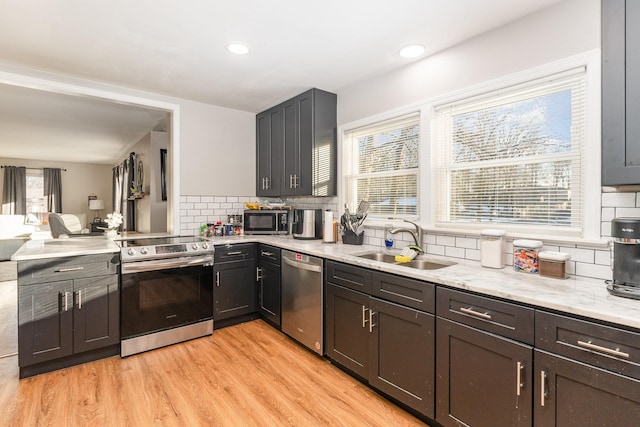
{"left": 213, "top": 243, "right": 257, "bottom": 322}
{"left": 257, "top": 244, "right": 281, "bottom": 328}
{"left": 256, "top": 106, "right": 282, "bottom": 196}
{"left": 435, "top": 287, "right": 534, "bottom": 427}
{"left": 325, "top": 261, "right": 435, "bottom": 417}
{"left": 17, "top": 253, "right": 120, "bottom": 378}
{"left": 534, "top": 310, "right": 640, "bottom": 426}
{"left": 602, "top": 0, "right": 640, "bottom": 185}
{"left": 256, "top": 88, "right": 337, "bottom": 197}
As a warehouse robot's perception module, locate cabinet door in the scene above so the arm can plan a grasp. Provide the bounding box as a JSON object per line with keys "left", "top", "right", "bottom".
{"left": 535, "top": 350, "right": 640, "bottom": 426}
{"left": 325, "top": 283, "right": 370, "bottom": 379}
{"left": 295, "top": 90, "right": 313, "bottom": 195}
{"left": 436, "top": 318, "right": 533, "bottom": 427}
{"left": 73, "top": 275, "right": 119, "bottom": 353}
{"left": 258, "top": 260, "right": 281, "bottom": 327}
{"left": 214, "top": 259, "right": 257, "bottom": 320}
{"left": 602, "top": 0, "right": 640, "bottom": 185}
{"left": 281, "top": 99, "right": 299, "bottom": 196}
{"left": 256, "top": 107, "right": 281, "bottom": 196}
{"left": 18, "top": 280, "right": 74, "bottom": 367}
{"left": 369, "top": 297, "right": 435, "bottom": 417}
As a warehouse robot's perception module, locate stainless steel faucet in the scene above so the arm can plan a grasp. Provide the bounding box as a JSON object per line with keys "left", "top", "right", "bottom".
{"left": 389, "top": 219, "right": 423, "bottom": 250}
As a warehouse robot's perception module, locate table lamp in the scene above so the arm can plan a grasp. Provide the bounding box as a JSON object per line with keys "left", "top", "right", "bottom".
{"left": 89, "top": 199, "right": 105, "bottom": 223}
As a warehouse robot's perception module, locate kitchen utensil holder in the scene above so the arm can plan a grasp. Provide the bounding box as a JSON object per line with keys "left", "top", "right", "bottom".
{"left": 342, "top": 230, "right": 364, "bottom": 245}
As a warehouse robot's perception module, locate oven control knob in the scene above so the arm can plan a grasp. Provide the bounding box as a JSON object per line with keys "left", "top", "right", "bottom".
{"left": 127, "top": 248, "right": 136, "bottom": 256}
{"left": 192, "top": 243, "right": 199, "bottom": 250}
{"left": 140, "top": 247, "right": 148, "bottom": 255}
{"left": 202, "top": 242, "right": 209, "bottom": 249}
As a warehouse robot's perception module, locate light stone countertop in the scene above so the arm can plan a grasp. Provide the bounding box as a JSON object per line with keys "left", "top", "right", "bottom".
{"left": 210, "top": 235, "right": 640, "bottom": 331}
{"left": 11, "top": 237, "right": 120, "bottom": 261}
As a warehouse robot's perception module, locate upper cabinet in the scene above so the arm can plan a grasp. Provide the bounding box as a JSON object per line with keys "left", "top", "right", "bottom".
{"left": 256, "top": 88, "right": 337, "bottom": 197}
{"left": 602, "top": 0, "right": 640, "bottom": 185}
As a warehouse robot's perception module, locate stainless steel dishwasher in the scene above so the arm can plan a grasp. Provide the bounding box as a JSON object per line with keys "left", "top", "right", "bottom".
{"left": 281, "top": 249, "right": 324, "bottom": 355}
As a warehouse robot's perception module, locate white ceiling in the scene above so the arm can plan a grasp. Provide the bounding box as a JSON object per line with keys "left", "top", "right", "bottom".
{"left": 0, "top": 0, "right": 561, "bottom": 164}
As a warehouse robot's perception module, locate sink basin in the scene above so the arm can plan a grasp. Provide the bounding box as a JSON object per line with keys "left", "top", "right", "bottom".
{"left": 356, "top": 252, "right": 398, "bottom": 263}
{"left": 354, "top": 251, "right": 456, "bottom": 270}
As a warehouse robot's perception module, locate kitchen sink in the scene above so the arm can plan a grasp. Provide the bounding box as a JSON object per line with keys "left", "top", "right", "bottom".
{"left": 354, "top": 251, "right": 456, "bottom": 270}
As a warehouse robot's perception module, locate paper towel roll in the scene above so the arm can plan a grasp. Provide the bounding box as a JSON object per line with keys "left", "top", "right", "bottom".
{"left": 323, "top": 211, "right": 335, "bottom": 243}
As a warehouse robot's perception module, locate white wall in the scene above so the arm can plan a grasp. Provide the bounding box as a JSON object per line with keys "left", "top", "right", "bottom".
{"left": 337, "top": 0, "right": 600, "bottom": 125}
{"left": 0, "top": 156, "right": 112, "bottom": 217}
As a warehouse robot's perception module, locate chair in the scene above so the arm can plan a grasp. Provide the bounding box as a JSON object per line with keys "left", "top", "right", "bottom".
{"left": 48, "top": 213, "right": 102, "bottom": 238}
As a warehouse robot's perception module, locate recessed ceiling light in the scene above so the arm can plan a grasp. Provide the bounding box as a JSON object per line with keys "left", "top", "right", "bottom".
{"left": 399, "top": 44, "right": 425, "bottom": 59}
{"left": 227, "top": 43, "right": 250, "bottom": 55}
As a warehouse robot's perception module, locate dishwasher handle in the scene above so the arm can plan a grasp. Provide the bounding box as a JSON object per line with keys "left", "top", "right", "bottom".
{"left": 282, "top": 256, "right": 322, "bottom": 273}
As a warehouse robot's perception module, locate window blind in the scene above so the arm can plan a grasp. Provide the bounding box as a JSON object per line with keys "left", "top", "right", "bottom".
{"left": 343, "top": 113, "right": 420, "bottom": 218}
{"left": 433, "top": 68, "right": 586, "bottom": 234}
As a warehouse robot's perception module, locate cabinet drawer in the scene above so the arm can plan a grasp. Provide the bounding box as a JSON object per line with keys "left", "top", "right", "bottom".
{"left": 436, "top": 287, "right": 534, "bottom": 345}
{"left": 18, "top": 253, "right": 119, "bottom": 285}
{"left": 214, "top": 243, "right": 256, "bottom": 263}
{"left": 326, "top": 261, "right": 371, "bottom": 293}
{"left": 536, "top": 310, "right": 640, "bottom": 380}
{"left": 372, "top": 271, "right": 435, "bottom": 313}
{"left": 258, "top": 244, "right": 281, "bottom": 266}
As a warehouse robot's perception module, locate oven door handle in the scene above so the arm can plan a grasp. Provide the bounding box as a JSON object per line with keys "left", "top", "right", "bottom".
{"left": 121, "top": 256, "right": 214, "bottom": 274}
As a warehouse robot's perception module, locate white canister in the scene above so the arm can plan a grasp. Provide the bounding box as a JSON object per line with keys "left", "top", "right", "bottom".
{"left": 480, "top": 229, "right": 506, "bottom": 268}
{"left": 513, "top": 239, "right": 543, "bottom": 273}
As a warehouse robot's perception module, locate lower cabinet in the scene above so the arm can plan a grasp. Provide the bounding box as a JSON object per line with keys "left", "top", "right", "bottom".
{"left": 17, "top": 254, "right": 120, "bottom": 378}
{"left": 534, "top": 350, "right": 640, "bottom": 426}
{"left": 435, "top": 318, "right": 533, "bottom": 427}
{"left": 257, "top": 244, "right": 281, "bottom": 328}
{"left": 326, "top": 280, "right": 435, "bottom": 417}
{"left": 213, "top": 243, "right": 258, "bottom": 322}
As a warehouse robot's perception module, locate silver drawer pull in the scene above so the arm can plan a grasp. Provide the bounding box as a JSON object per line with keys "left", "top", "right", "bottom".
{"left": 55, "top": 266, "right": 84, "bottom": 272}
{"left": 226, "top": 251, "right": 243, "bottom": 256}
{"left": 261, "top": 251, "right": 274, "bottom": 257}
{"left": 540, "top": 370, "right": 547, "bottom": 407}
{"left": 77, "top": 290, "right": 82, "bottom": 310}
{"left": 460, "top": 306, "right": 492, "bottom": 320}
{"left": 577, "top": 340, "right": 630, "bottom": 359}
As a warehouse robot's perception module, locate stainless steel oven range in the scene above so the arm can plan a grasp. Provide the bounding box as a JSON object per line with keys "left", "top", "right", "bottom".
{"left": 119, "top": 236, "right": 214, "bottom": 357}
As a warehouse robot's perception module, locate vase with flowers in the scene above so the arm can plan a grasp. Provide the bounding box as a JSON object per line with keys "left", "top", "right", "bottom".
{"left": 103, "top": 212, "right": 123, "bottom": 239}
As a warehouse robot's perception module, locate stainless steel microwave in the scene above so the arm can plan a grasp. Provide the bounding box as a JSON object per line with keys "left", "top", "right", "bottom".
{"left": 243, "top": 210, "right": 290, "bottom": 235}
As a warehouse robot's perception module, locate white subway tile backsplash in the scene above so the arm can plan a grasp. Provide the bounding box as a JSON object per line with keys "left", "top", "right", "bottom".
{"left": 436, "top": 235, "right": 455, "bottom": 247}
{"left": 575, "top": 262, "right": 612, "bottom": 281}
{"left": 602, "top": 192, "right": 635, "bottom": 207}
{"left": 177, "top": 189, "right": 631, "bottom": 282}
{"left": 456, "top": 237, "right": 477, "bottom": 249}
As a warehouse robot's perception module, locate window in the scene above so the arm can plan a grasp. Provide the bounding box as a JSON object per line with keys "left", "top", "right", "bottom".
{"left": 343, "top": 113, "right": 420, "bottom": 218}
{"left": 432, "top": 68, "right": 586, "bottom": 235}
{"left": 26, "top": 168, "right": 45, "bottom": 214}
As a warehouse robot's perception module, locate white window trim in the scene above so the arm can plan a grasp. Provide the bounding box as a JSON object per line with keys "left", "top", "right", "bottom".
{"left": 340, "top": 49, "right": 602, "bottom": 243}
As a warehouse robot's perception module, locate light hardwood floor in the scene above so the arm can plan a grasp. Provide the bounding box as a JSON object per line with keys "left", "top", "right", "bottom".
{"left": 0, "top": 319, "right": 430, "bottom": 427}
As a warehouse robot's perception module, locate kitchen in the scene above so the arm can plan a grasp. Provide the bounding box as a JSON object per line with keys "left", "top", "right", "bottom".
{"left": 1, "top": 0, "right": 639, "bottom": 426}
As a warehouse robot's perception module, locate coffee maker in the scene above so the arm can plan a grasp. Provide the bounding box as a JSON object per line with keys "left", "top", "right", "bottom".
{"left": 608, "top": 217, "right": 640, "bottom": 299}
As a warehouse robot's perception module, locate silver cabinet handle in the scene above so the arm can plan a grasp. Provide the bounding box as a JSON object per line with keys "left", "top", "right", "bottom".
{"left": 577, "top": 340, "right": 630, "bottom": 359}
{"left": 216, "top": 271, "right": 220, "bottom": 287}
{"left": 369, "top": 309, "right": 376, "bottom": 333}
{"left": 256, "top": 267, "right": 263, "bottom": 281}
{"left": 261, "top": 251, "right": 274, "bottom": 257}
{"left": 295, "top": 174, "right": 299, "bottom": 188}
{"left": 55, "top": 266, "right": 84, "bottom": 273}
{"left": 266, "top": 177, "right": 270, "bottom": 189}
{"left": 362, "top": 305, "right": 369, "bottom": 328}
{"left": 77, "top": 290, "right": 82, "bottom": 310}
{"left": 64, "top": 291, "right": 70, "bottom": 312}
{"left": 289, "top": 174, "right": 294, "bottom": 189}
{"left": 540, "top": 370, "right": 547, "bottom": 407}
{"left": 460, "top": 306, "right": 492, "bottom": 320}
{"left": 516, "top": 361, "right": 523, "bottom": 396}
{"left": 226, "top": 251, "right": 243, "bottom": 256}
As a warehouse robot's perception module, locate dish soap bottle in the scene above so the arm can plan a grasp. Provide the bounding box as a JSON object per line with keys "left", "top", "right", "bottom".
{"left": 384, "top": 223, "right": 394, "bottom": 248}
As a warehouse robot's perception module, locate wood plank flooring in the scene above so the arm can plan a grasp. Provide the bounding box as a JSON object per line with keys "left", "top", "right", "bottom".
{"left": 0, "top": 319, "right": 429, "bottom": 427}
